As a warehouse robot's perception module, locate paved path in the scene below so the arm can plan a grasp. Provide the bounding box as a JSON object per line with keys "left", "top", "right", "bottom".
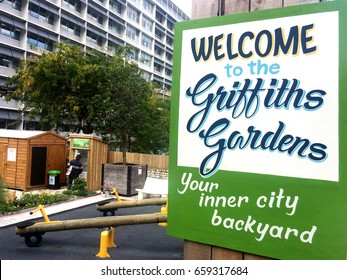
{"left": 0, "top": 192, "right": 183, "bottom": 260}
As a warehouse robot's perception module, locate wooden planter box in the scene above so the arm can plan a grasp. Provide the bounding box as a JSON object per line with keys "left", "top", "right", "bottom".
{"left": 102, "top": 163, "right": 147, "bottom": 196}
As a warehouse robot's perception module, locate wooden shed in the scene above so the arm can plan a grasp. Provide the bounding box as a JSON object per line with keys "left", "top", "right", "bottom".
{"left": 0, "top": 130, "right": 67, "bottom": 191}
{"left": 68, "top": 134, "right": 108, "bottom": 191}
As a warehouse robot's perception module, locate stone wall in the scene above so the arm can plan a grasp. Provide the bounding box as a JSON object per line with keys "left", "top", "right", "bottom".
{"left": 147, "top": 169, "right": 169, "bottom": 179}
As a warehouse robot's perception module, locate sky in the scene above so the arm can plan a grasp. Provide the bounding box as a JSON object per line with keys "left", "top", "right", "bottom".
{"left": 172, "top": 0, "right": 192, "bottom": 17}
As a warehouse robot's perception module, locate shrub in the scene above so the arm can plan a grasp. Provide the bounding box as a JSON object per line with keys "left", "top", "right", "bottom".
{"left": 0, "top": 178, "right": 6, "bottom": 204}
{"left": 0, "top": 192, "right": 71, "bottom": 214}
{"left": 71, "top": 178, "right": 89, "bottom": 197}
{"left": 0, "top": 177, "right": 95, "bottom": 215}
{"left": 0, "top": 185, "right": 6, "bottom": 204}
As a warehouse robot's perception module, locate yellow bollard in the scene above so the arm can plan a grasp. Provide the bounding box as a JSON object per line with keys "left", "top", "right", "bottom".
{"left": 96, "top": 231, "right": 111, "bottom": 258}
{"left": 30, "top": 204, "right": 57, "bottom": 223}
{"left": 112, "top": 188, "right": 122, "bottom": 202}
{"left": 158, "top": 202, "right": 168, "bottom": 227}
{"left": 107, "top": 227, "right": 117, "bottom": 248}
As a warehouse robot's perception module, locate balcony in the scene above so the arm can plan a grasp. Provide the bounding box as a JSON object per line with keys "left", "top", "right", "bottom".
{"left": 0, "top": 3, "right": 23, "bottom": 17}
{"left": 0, "top": 66, "right": 16, "bottom": 77}
{"left": 0, "top": 35, "right": 21, "bottom": 49}
{"left": 0, "top": 98, "right": 19, "bottom": 110}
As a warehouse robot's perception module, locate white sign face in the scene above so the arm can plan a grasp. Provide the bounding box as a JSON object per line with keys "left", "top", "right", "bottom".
{"left": 177, "top": 12, "right": 339, "bottom": 182}
{"left": 49, "top": 175, "right": 55, "bottom": 185}
{"left": 7, "top": 148, "right": 17, "bottom": 162}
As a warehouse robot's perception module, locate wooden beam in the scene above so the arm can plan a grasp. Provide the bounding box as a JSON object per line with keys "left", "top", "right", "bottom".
{"left": 16, "top": 213, "right": 167, "bottom": 235}
{"left": 96, "top": 197, "right": 167, "bottom": 211}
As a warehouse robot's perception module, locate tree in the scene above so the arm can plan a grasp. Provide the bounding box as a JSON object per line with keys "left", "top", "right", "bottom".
{"left": 6, "top": 43, "right": 170, "bottom": 161}
{"left": 93, "top": 48, "right": 170, "bottom": 163}
{"left": 6, "top": 43, "right": 104, "bottom": 133}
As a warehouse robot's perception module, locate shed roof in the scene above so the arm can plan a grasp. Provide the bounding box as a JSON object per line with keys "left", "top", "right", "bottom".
{"left": 0, "top": 129, "right": 64, "bottom": 140}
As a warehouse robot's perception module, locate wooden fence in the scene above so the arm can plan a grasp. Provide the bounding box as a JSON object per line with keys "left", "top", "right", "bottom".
{"left": 108, "top": 152, "right": 168, "bottom": 170}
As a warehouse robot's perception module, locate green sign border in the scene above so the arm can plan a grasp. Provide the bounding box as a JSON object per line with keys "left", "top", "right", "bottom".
{"left": 72, "top": 138, "right": 90, "bottom": 148}
{"left": 168, "top": 1, "right": 347, "bottom": 260}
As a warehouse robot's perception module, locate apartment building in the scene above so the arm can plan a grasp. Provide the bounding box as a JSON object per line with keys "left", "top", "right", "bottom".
{"left": 0, "top": 0, "right": 189, "bottom": 130}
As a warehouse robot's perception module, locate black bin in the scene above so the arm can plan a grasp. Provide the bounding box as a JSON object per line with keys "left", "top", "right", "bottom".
{"left": 48, "top": 170, "right": 61, "bottom": 189}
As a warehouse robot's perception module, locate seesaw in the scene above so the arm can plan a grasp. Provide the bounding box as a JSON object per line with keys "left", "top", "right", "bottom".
{"left": 96, "top": 187, "right": 167, "bottom": 216}
{"left": 97, "top": 197, "right": 168, "bottom": 216}
{"left": 15, "top": 204, "right": 167, "bottom": 250}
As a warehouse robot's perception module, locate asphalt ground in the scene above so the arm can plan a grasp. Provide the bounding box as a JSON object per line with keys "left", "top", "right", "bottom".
{"left": 0, "top": 203, "right": 184, "bottom": 260}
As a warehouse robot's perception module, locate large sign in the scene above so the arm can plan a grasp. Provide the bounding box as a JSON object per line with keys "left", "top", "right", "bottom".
{"left": 168, "top": 1, "right": 347, "bottom": 260}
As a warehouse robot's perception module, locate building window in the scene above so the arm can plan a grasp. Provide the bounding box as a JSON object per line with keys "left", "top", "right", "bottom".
{"left": 140, "top": 52, "right": 151, "bottom": 66}
{"left": 108, "top": 40, "right": 123, "bottom": 50}
{"left": 86, "top": 30, "right": 103, "bottom": 46}
{"left": 0, "top": 119, "right": 6, "bottom": 129}
{"left": 165, "top": 68, "right": 172, "bottom": 77}
{"left": 4, "top": 0, "right": 22, "bottom": 11}
{"left": 167, "top": 20, "right": 174, "bottom": 32}
{"left": 154, "top": 46, "right": 163, "bottom": 56}
{"left": 165, "top": 52, "right": 172, "bottom": 62}
{"left": 109, "top": 0, "right": 124, "bottom": 15}
{"left": 127, "top": 48, "right": 138, "bottom": 61}
{"left": 0, "top": 54, "right": 20, "bottom": 69}
{"left": 127, "top": 6, "right": 140, "bottom": 24}
{"left": 27, "top": 32, "right": 54, "bottom": 51}
{"left": 28, "top": 3, "right": 54, "bottom": 25}
{"left": 142, "top": 71, "right": 151, "bottom": 82}
{"left": 109, "top": 20, "right": 124, "bottom": 35}
{"left": 24, "top": 121, "right": 42, "bottom": 130}
{"left": 143, "top": 0, "right": 154, "bottom": 14}
{"left": 155, "top": 28, "right": 164, "bottom": 41}
{"left": 0, "top": 22, "right": 20, "bottom": 40}
{"left": 142, "top": 16, "right": 153, "bottom": 32}
{"left": 141, "top": 34, "right": 152, "bottom": 49}
{"left": 87, "top": 7, "right": 104, "bottom": 25}
{"left": 61, "top": 18, "right": 81, "bottom": 37}
{"left": 0, "top": 119, "right": 17, "bottom": 129}
{"left": 126, "top": 25, "right": 139, "bottom": 41}
{"left": 154, "top": 62, "right": 162, "bottom": 72}
{"left": 166, "top": 36, "right": 173, "bottom": 47}
{"left": 63, "top": 0, "right": 82, "bottom": 13}
{"left": 0, "top": 87, "right": 9, "bottom": 97}
{"left": 155, "top": 10, "right": 165, "bottom": 24}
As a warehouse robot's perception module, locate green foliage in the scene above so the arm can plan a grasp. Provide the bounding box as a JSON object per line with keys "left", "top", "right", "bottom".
{"left": 6, "top": 43, "right": 104, "bottom": 133}
{"left": 71, "top": 178, "right": 89, "bottom": 196}
{"left": 129, "top": 96, "right": 170, "bottom": 154}
{"left": 0, "top": 193, "right": 70, "bottom": 214}
{"left": 0, "top": 178, "right": 94, "bottom": 214}
{"left": 17, "top": 193, "right": 70, "bottom": 208}
{"left": 6, "top": 43, "right": 170, "bottom": 155}
{"left": 0, "top": 178, "right": 7, "bottom": 205}
{"left": 93, "top": 50, "right": 170, "bottom": 159}
{"left": 62, "top": 178, "right": 94, "bottom": 197}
